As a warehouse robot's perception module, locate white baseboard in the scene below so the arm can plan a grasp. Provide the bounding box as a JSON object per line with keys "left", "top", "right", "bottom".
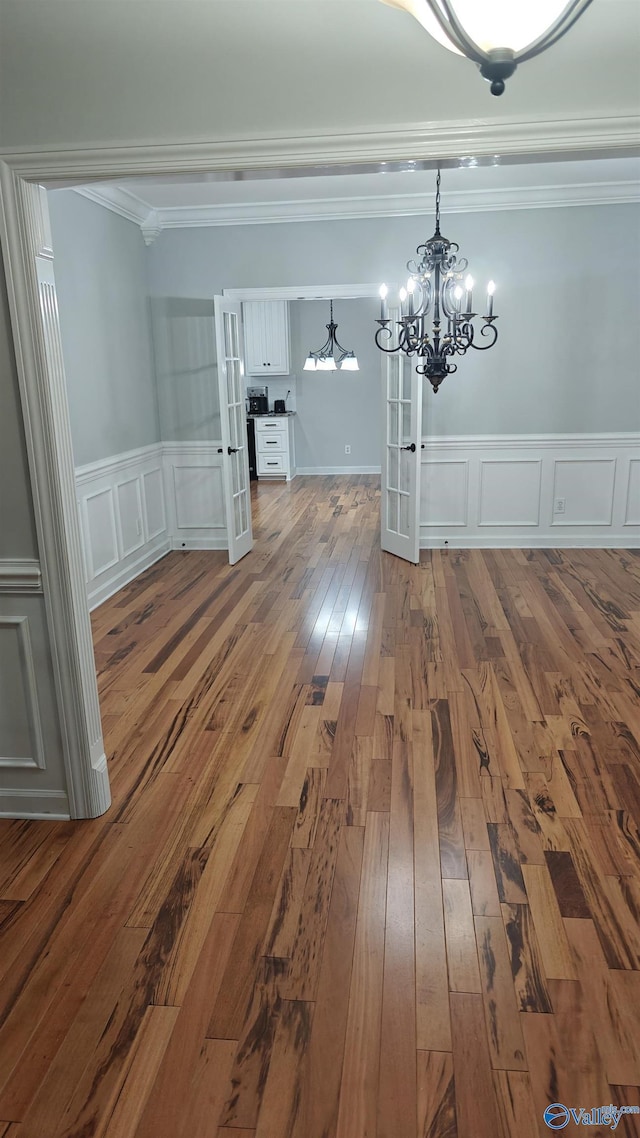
{"left": 296, "top": 465, "right": 382, "bottom": 475}
{"left": 421, "top": 534, "right": 640, "bottom": 549}
{"left": 0, "top": 787, "right": 70, "bottom": 819}
{"left": 171, "top": 537, "right": 228, "bottom": 551}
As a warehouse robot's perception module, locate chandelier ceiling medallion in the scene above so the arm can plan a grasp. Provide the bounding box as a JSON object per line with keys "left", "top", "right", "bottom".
{"left": 381, "top": 0, "right": 594, "bottom": 94}
{"left": 374, "top": 168, "right": 498, "bottom": 393}
{"left": 304, "top": 300, "right": 359, "bottom": 371}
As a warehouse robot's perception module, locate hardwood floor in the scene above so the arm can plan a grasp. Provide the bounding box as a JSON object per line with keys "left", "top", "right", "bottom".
{"left": 1, "top": 474, "right": 640, "bottom": 1138}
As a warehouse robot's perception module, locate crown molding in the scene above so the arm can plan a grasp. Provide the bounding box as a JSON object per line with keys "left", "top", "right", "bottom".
{"left": 72, "top": 176, "right": 640, "bottom": 239}
{"left": 74, "top": 184, "right": 154, "bottom": 227}
{"left": 3, "top": 111, "right": 639, "bottom": 180}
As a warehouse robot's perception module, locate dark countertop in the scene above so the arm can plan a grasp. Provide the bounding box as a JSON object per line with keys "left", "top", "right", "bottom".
{"left": 247, "top": 411, "right": 296, "bottom": 418}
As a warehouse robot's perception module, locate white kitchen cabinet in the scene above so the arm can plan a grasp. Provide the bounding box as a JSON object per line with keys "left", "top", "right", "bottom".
{"left": 255, "top": 415, "right": 296, "bottom": 480}
{"left": 243, "top": 300, "right": 290, "bottom": 376}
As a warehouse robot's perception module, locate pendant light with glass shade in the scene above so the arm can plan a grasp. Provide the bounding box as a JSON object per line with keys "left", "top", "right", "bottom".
{"left": 303, "top": 300, "right": 359, "bottom": 372}
{"left": 380, "top": 0, "right": 594, "bottom": 94}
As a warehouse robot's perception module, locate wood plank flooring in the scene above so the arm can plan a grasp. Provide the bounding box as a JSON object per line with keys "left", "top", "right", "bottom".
{"left": 1, "top": 474, "right": 640, "bottom": 1138}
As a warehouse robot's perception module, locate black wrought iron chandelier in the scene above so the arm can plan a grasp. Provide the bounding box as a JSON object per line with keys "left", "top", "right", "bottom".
{"left": 374, "top": 169, "right": 498, "bottom": 393}
{"left": 304, "top": 300, "right": 359, "bottom": 371}
{"left": 380, "top": 0, "right": 594, "bottom": 95}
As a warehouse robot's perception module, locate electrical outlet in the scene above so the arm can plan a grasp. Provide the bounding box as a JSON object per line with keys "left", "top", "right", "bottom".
{"left": 345, "top": 444, "right": 351, "bottom": 454}
{"left": 554, "top": 497, "right": 566, "bottom": 514}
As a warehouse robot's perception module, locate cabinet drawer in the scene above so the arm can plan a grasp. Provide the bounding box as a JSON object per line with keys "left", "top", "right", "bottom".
{"left": 258, "top": 453, "right": 286, "bottom": 474}
{"left": 257, "top": 432, "right": 286, "bottom": 453}
{"left": 256, "top": 417, "right": 287, "bottom": 433}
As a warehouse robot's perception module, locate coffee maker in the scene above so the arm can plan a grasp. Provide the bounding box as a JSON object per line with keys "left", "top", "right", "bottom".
{"left": 247, "top": 385, "right": 269, "bottom": 415}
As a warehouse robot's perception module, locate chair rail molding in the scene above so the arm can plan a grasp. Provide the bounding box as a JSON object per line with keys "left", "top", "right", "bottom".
{"left": 0, "top": 559, "right": 42, "bottom": 593}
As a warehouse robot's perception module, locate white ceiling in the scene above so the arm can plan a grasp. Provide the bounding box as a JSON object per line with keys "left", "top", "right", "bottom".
{"left": 2, "top": 1, "right": 639, "bottom": 157}
{"left": 95, "top": 156, "right": 640, "bottom": 209}
{"left": 71, "top": 155, "right": 640, "bottom": 239}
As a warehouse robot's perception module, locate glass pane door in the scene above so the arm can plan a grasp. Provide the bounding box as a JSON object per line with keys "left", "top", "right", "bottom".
{"left": 380, "top": 312, "right": 422, "bottom": 563}
{"left": 214, "top": 296, "right": 253, "bottom": 564}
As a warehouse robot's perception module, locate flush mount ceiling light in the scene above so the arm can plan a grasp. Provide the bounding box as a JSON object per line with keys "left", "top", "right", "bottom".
{"left": 380, "top": 0, "right": 594, "bottom": 94}
{"left": 374, "top": 168, "right": 498, "bottom": 392}
{"left": 304, "top": 301, "right": 359, "bottom": 372}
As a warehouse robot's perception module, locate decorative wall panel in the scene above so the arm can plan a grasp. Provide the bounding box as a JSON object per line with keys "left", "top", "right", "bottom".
{"left": 420, "top": 461, "right": 468, "bottom": 527}
{"left": 551, "top": 458, "right": 616, "bottom": 526}
{"left": 0, "top": 616, "right": 45, "bottom": 769}
{"left": 115, "top": 476, "right": 144, "bottom": 558}
{"left": 625, "top": 459, "right": 640, "bottom": 526}
{"left": 479, "top": 460, "right": 541, "bottom": 527}
{"left": 419, "top": 434, "right": 639, "bottom": 548}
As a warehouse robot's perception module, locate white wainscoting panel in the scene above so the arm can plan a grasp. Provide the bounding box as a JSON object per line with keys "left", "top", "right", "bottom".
{"left": 0, "top": 616, "right": 46, "bottom": 769}
{"left": 552, "top": 458, "right": 616, "bottom": 526}
{"left": 624, "top": 459, "right": 640, "bottom": 526}
{"left": 115, "top": 476, "right": 145, "bottom": 558}
{"left": 173, "top": 466, "right": 225, "bottom": 529}
{"left": 479, "top": 460, "right": 542, "bottom": 527}
{"left": 76, "top": 444, "right": 171, "bottom": 609}
{"left": 143, "top": 467, "right": 166, "bottom": 539}
{"left": 163, "top": 443, "right": 227, "bottom": 549}
{"left": 83, "top": 487, "right": 119, "bottom": 579}
{"left": 419, "top": 434, "right": 640, "bottom": 548}
{"left": 76, "top": 442, "right": 229, "bottom": 609}
{"left": 421, "top": 461, "right": 468, "bottom": 527}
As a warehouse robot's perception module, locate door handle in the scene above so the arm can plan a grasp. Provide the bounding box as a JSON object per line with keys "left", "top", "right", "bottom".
{"left": 401, "top": 443, "right": 416, "bottom": 452}
{"left": 227, "top": 446, "right": 239, "bottom": 455}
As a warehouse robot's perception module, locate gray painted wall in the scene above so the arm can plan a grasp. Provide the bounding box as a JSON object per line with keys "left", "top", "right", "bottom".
{"left": 146, "top": 203, "right": 640, "bottom": 442}
{"left": 48, "top": 190, "right": 160, "bottom": 466}
{"left": 0, "top": 248, "right": 38, "bottom": 559}
{"left": 290, "top": 298, "right": 381, "bottom": 470}
{"left": 150, "top": 298, "right": 220, "bottom": 442}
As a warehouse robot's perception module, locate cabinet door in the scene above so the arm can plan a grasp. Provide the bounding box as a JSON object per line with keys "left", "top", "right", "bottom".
{"left": 243, "top": 301, "right": 290, "bottom": 375}
{"left": 243, "top": 301, "right": 267, "bottom": 375}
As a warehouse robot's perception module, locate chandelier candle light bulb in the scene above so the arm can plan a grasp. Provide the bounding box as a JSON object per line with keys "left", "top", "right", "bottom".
{"left": 379, "top": 283, "right": 389, "bottom": 321}
{"left": 487, "top": 280, "right": 495, "bottom": 318}
{"left": 464, "top": 274, "right": 474, "bottom": 313}
{"left": 407, "top": 277, "right": 416, "bottom": 316}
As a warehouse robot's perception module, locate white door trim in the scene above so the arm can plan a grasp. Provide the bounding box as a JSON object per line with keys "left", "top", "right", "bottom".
{"left": 0, "top": 174, "right": 110, "bottom": 818}
{"left": 223, "top": 284, "right": 386, "bottom": 301}
{"left": 1, "top": 112, "right": 638, "bottom": 180}
{"left": 1, "top": 112, "right": 638, "bottom": 818}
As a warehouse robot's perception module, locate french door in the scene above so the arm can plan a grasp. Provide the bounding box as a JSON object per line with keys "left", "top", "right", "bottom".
{"left": 214, "top": 296, "right": 253, "bottom": 564}
{"left": 380, "top": 315, "right": 423, "bottom": 563}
